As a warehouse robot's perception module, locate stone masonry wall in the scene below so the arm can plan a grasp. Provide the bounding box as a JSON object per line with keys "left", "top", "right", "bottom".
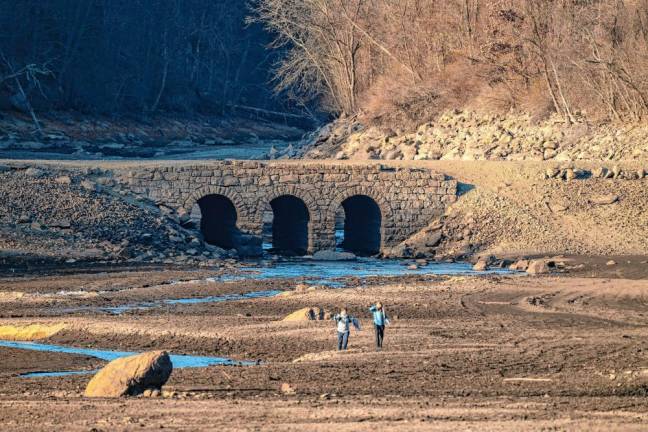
{"left": 116, "top": 161, "right": 457, "bottom": 254}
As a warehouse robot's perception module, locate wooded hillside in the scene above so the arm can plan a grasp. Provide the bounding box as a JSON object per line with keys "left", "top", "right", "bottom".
{"left": 254, "top": 0, "right": 648, "bottom": 126}
{"left": 0, "top": 1, "right": 283, "bottom": 115}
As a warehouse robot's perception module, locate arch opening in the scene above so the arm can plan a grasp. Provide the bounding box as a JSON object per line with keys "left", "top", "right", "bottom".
{"left": 336, "top": 195, "right": 381, "bottom": 256}
{"left": 197, "top": 194, "right": 240, "bottom": 250}
{"left": 266, "top": 195, "right": 310, "bottom": 256}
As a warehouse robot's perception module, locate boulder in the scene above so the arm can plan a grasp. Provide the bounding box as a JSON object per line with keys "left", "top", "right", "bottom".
{"left": 473, "top": 259, "right": 489, "bottom": 271}
{"left": 545, "top": 167, "right": 560, "bottom": 179}
{"left": 25, "top": 167, "right": 45, "bottom": 177}
{"left": 84, "top": 351, "right": 173, "bottom": 398}
{"left": 526, "top": 259, "right": 551, "bottom": 275}
{"left": 81, "top": 180, "right": 98, "bottom": 192}
{"left": 281, "top": 383, "right": 296, "bottom": 395}
{"left": 590, "top": 194, "right": 619, "bottom": 206}
{"left": 563, "top": 168, "right": 576, "bottom": 181}
{"left": 282, "top": 307, "right": 331, "bottom": 322}
{"left": 612, "top": 165, "right": 622, "bottom": 178}
{"left": 312, "top": 250, "right": 356, "bottom": 261}
{"left": 55, "top": 175, "right": 72, "bottom": 185}
{"left": 510, "top": 259, "right": 530, "bottom": 272}
{"left": 49, "top": 219, "right": 71, "bottom": 229}
{"left": 592, "top": 167, "right": 607, "bottom": 179}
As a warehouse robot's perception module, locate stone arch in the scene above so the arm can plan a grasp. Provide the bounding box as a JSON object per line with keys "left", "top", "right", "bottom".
{"left": 326, "top": 186, "right": 394, "bottom": 252}
{"left": 183, "top": 186, "right": 254, "bottom": 231}
{"left": 255, "top": 185, "right": 319, "bottom": 254}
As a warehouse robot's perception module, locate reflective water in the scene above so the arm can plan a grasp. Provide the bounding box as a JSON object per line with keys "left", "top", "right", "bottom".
{"left": 62, "top": 258, "right": 513, "bottom": 315}
{"left": 227, "top": 258, "right": 511, "bottom": 283}
{"left": 1, "top": 339, "right": 253, "bottom": 378}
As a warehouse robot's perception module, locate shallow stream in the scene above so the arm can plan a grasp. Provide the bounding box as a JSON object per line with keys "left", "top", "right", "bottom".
{"left": 0, "top": 339, "right": 252, "bottom": 378}
{"left": 94, "top": 258, "right": 513, "bottom": 314}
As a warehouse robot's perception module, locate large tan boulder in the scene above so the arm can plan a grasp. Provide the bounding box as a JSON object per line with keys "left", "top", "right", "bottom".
{"left": 84, "top": 351, "right": 172, "bottom": 398}
{"left": 526, "top": 259, "right": 551, "bottom": 275}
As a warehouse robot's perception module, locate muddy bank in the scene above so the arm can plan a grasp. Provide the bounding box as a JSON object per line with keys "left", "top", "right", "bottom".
{"left": 0, "top": 347, "right": 103, "bottom": 377}
{"left": 2, "top": 268, "right": 648, "bottom": 430}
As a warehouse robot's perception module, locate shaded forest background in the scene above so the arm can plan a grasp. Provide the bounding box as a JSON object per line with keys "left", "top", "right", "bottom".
{"left": 0, "top": 0, "right": 291, "bottom": 117}
{"left": 2, "top": 0, "right": 648, "bottom": 129}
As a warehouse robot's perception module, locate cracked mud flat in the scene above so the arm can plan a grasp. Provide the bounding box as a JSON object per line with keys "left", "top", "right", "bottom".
{"left": 1, "top": 260, "right": 648, "bottom": 430}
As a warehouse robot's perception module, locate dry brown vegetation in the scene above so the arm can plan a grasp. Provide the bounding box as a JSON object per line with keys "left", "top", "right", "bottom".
{"left": 253, "top": 0, "right": 648, "bottom": 126}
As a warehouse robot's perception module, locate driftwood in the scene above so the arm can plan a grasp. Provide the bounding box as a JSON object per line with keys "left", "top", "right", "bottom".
{"left": 0, "top": 49, "right": 51, "bottom": 135}
{"left": 228, "top": 104, "right": 316, "bottom": 128}
{"left": 229, "top": 104, "right": 312, "bottom": 120}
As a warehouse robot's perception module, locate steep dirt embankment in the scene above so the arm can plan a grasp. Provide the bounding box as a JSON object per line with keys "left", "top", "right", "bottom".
{"left": 300, "top": 111, "right": 648, "bottom": 163}
{"left": 386, "top": 161, "right": 648, "bottom": 259}
{"left": 0, "top": 163, "right": 226, "bottom": 268}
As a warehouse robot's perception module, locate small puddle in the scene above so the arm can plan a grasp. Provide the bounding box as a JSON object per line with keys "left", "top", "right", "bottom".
{"left": 0, "top": 340, "right": 253, "bottom": 378}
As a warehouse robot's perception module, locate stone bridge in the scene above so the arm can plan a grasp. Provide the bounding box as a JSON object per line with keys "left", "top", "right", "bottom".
{"left": 120, "top": 161, "right": 457, "bottom": 256}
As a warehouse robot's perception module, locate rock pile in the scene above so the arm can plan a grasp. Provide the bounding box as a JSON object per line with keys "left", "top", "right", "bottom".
{"left": 301, "top": 111, "right": 648, "bottom": 162}
{"left": 545, "top": 165, "right": 646, "bottom": 181}
{"left": 0, "top": 164, "right": 226, "bottom": 266}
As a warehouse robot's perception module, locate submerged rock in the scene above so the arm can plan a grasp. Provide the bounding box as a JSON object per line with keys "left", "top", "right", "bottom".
{"left": 312, "top": 250, "right": 356, "bottom": 261}
{"left": 84, "top": 351, "right": 173, "bottom": 398}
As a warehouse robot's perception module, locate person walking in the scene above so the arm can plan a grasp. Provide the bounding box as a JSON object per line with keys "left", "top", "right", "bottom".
{"left": 333, "top": 308, "right": 360, "bottom": 350}
{"left": 369, "top": 302, "right": 390, "bottom": 350}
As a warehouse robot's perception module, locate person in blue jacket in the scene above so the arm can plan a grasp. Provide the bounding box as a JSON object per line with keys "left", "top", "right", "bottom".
{"left": 369, "top": 302, "right": 390, "bottom": 350}
{"left": 333, "top": 308, "right": 361, "bottom": 350}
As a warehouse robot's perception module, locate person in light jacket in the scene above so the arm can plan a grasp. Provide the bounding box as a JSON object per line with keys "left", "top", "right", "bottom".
{"left": 369, "top": 302, "right": 390, "bottom": 350}
{"left": 333, "top": 308, "right": 361, "bottom": 350}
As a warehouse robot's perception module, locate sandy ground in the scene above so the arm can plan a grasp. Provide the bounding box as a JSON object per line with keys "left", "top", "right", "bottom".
{"left": 1, "top": 261, "right": 648, "bottom": 430}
